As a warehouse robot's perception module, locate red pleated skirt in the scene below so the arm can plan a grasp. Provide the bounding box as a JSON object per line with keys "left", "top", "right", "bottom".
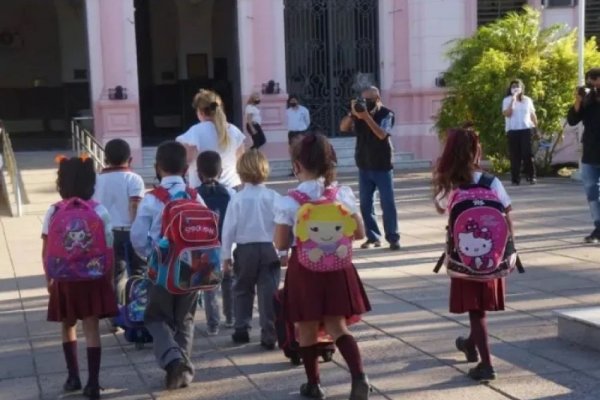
{"left": 283, "top": 250, "right": 371, "bottom": 323}
{"left": 47, "top": 274, "right": 118, "bottom": 323}
{"left": 449, "top": 277, "right": 506, "bottom": 314}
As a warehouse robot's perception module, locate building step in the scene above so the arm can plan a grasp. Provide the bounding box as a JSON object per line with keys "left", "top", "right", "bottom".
{"left": 556, "top": 307, "right": 600, "bottom": 352}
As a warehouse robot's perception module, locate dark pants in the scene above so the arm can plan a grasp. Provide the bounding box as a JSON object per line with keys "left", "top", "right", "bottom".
{"left": 288, "top": 130, "right": 307, "bottom": 145}
{"left": 113, "top": 230, "right": 146, "bottom": 305}
{"left": 247, "top": 122, "right": 266, "bottom": 149}
{"left": 508, "top": 129, "right": 536, "bottom": 184}
{"left": 581, "top": 163, "right": 600, "bottom": 230}
{"left": 358, "top": 168, "right": 400, "bottom": 244}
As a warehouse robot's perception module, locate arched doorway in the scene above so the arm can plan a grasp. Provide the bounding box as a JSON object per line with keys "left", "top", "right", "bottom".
{"left": 0, "top": 0, "right": 91, "bottom": 150}
{"left": 134, "top": 0, "right": 242, "bottom": 145}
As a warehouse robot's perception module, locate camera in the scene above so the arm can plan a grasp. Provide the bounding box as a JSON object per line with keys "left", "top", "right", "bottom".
{"left": 353, "top": 97, "right": 366, "bottom": 113}
{"left": 577, "top": 86, "right": 591, "bottom": 97}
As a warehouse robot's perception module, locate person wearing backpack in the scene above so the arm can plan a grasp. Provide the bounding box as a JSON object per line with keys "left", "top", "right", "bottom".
{"left": 274, "top": 133, "right": 372, "bottom": 400}
{"left": 195, "top": 150, "right": 236, "bottom": 335}
{"left": 432, "top": 126, "right": 514, "bottom": 382}
{"left": 42, "top": 156, "right": 117, "bottom": 399}
{"left": 220, "top": 150, "right": 281, "bottom": 348}
{"left": 130, "top": 141, "right": 207, "bottom": 390}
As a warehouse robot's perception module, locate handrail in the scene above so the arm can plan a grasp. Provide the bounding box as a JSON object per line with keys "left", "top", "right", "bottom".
{"left": 0, "top": 123, "right": 23, "bottom": 217}
{"left": 71, "top": 117, "right": 105, "bottom": 171}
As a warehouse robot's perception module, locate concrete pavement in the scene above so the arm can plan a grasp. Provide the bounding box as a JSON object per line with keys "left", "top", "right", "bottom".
{"left": 1, "top": 172, "right": 600, "bottom": 399}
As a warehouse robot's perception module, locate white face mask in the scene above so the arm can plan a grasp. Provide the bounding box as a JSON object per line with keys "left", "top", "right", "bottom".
{"left": 511, "top": 87, "right": 522, "bottom": 95}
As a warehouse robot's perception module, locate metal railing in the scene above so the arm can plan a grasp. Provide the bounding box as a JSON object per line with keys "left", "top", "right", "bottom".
{"left": 0, "top": 123, "right": 23, "bottom": 217}
{"left": 71, "top": 117, "right": 105, "bottom": 171}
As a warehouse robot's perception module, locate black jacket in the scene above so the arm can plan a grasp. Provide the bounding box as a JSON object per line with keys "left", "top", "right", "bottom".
{"left": 354, "top": 106, "right": 395, "bottom": 171}
{"left": 567, "top": 93, "right": 600, "bottom": 165}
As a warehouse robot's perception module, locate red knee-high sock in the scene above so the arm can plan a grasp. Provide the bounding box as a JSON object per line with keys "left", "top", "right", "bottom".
{"left": 62, "top": 341, "right": 79, "bottom": 378}
{"left": 335, "top": 334, "right": 364, "bottom": 379}
{"left": 86, "top": 347, "right": 101, "bottom": 387}
{"left": 299, "top": 345, "right": 320, "bottom": 384}
{"left": 469, "top": 311, "right": 492, "bottom": 367}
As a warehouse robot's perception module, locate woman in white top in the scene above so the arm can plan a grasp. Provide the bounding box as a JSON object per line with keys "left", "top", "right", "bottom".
{"left": 502, "top": 79, "right": 538, "bottom": 185}
{"left": 177, "top": 89, "right": 246, "bottom": 189}
{"left": 245, "top": 92, "right": 266, "bottom": 149}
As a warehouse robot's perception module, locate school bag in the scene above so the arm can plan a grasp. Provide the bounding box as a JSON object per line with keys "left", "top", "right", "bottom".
{"left": 44, "top": 198, "right": 111, "bottom": 281}
{"left": 433, "top": 173, "right": 524, "bottom": 281}
{"left": 148, "top": 187, "right": 222, "bottom": 294}
{"left": 196, "top": 182, "right": 231, "bottom": 241}
{"left": 116, "top": 275, "right": 153, "bottom": 349}
{"left": 288, "top": 187, "right": 356, "bottom": 272}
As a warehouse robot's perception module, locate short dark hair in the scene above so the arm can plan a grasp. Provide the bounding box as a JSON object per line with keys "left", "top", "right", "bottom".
{"left": 586, "top": 68, "right": 600, "bottom": 80}
{"left": 197, "top": 151, "right": 222, "bottom": 181}
{"left": 104, "top": 139, "right": 131, "bottom": 166}
{"left": 506, "top": 79, "right": 525, "bottom": 96}
{"left": 155, "top": 141, "right": 187, "bottom": 175}
{"left": 57, "top": 157, "right": 96, "bottom": 200}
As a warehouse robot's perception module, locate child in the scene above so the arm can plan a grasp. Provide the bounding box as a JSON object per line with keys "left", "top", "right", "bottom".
{"left": 195, "top": 150, "right": 235, "bottom": 335}
{"left": 93, "top": 139, "right": 145, "bottom": 308}
{"left": 274, "top": 133, "right": 372, "bottom": 399}
{"left": 432, "top": 126, "right": 513, "bottom": 381}
{"left": 220, "top": 150, "right": 280, "bottom": 348}
{"left": 42, "top": 156, "right": 117, "bottom": 399}
{"left": 130, "top": 141, "right": 205, "bottom": 390}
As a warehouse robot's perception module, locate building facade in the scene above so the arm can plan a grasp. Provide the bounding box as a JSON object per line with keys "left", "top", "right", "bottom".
{"left": 0, "top": 0, "right": 597, "bottom": 166}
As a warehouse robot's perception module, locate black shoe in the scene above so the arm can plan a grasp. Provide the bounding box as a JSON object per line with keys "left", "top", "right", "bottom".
{"left": 83, "top": 384, "right": 102, "bottom": 399}
{"left": 349, "top": 375, "right": 372, "bottom": 400}
{"left": 468, "top": 363, "right": 496, "bottom": 381}
{"left": 584, "top": 229, "right": 600, "bottom": 244}
{"left": 511, "top": 181, "right": 520, "bottom": 186}
{"left": 260, "top": 341, "right": 276, "bottom": 350}
{"left": 63, "top": 376, "right": 82, "bottom": 392}
{"left": 232, "top": 330, "right": 250, "bottom": 344}
{"left": 360, "top": 240, "right": 381, "bottom": 249}
{"left": 300, "top": 382, "right": 326, "bottom": 399}
{"left": 455, "top": 336, "right": 478, "bottom": 363}
{"left": 389, "top": 242, "right": 401, "bottom": 251}
{"left": 165, "top": 359, "right": 188, "bottom": 390}
{"left": 527, "top": 177, "right": 537, "bottom": 185}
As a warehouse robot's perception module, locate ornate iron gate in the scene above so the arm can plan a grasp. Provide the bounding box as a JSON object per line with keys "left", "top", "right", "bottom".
{"left": 284, "top": 0, "right": 379, "bottom": 136}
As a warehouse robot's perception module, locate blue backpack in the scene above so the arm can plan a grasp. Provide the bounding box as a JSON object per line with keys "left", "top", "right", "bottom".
{"left": 196, "top": 182, "right": 231, "bottom": 241}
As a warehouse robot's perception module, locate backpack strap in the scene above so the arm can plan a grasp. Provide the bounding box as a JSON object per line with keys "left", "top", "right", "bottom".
{"left": 433, "top": 252, "right": 445, "bottom": 273}
{"left": 288, "top": 190, "right": 311, "bottom": 205}
{"left": 322, "top": 186, "right": 339, "bottom": 201}
{"left": 151, "top": 187, "right": 198, "bottom": 204}
{"left": 515, "top": 255, "right": 525, "bottom": 274}
{"left": 478, "top": 172, "right": 495, "bottom": 189}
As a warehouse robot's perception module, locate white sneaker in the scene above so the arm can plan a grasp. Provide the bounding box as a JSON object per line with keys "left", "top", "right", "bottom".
{"left": 206, "top": 327, "right": 219, "bottom": 336}
{"left": 223, "top": 320, "right": 234, "bottom": 329}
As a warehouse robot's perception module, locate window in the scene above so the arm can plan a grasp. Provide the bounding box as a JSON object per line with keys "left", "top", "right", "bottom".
{"left": 477, "top": 0, "right": 527, "bottom": 27}
{"left": 542, "top": 0, "right": 577, "bottom": 7}
{"left": 587, "top": 0, "right": 600, "bottom": 46}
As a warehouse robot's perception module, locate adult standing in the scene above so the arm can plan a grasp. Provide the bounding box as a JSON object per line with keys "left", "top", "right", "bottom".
{"left": 340, "top": 86, "right": 401, "bottom": 251}
{"left": 177, "top": 89, "right": 246, "bottom": 189}
{"left": 286, "top": 95, "right": 311, "bottom": 176}
{"left": 502, "top": 79, "right": 538, "bottom": 185}
{"left": 567, "top": 68, "right": 600, "bottom": 243}
{"left": 245, "top": 92, "right": 266, "bottom": 149}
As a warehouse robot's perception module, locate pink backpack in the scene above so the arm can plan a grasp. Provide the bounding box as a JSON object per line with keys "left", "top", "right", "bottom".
{"left": 434, "top": 173, "right": 524, "bottom": 281}
{"left": 44, "top": 198, "right": 111, "bottom": 281}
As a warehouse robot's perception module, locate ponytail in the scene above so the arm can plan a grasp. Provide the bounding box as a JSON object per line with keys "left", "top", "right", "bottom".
{"left": 213, "top": 106, "right": 230, "bottom": 150}
{"left": 192, "top": 89, "right": 231, "bottom": 150}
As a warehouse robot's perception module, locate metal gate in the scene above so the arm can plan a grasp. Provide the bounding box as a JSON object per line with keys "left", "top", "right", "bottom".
{"left": 284, "top": 0, "right": 379, "bottom": 136}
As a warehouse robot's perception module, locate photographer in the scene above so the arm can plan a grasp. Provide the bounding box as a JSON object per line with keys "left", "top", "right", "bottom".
{"left": 567, "top": 68, "right": 600, "bottom": 244}
{"left": 340, "top": 86, "right": 400, "bottom": 251}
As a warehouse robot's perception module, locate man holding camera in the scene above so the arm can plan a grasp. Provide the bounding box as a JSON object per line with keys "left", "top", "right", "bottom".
{"left": 340, "top": 86, "right": 400, "bottom": 251}
{"left": 567, "top": 68, "right": 600, "bottom": 244}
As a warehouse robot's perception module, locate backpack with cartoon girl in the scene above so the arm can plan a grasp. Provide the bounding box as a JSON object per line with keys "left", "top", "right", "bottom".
{"left": 433, "top": 173, "right": 524, "bottom": 281}
{"left": 289, "top": 187, "right": 356, "bottom": 272}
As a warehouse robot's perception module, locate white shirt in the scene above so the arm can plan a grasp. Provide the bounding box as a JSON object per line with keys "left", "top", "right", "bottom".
{"left": 176, "top": 121, "right": 246, "bottom": 189}
{"left": 220, "top": 184, "right": 280, "bottom": 259}
{"left": 286, "top": 105, "right": 311, "bottom": 131}
{"left": 444, "top": 172, "right": 512, "bottom": 211}
{"left": 245, "top": 104, "right": 262, "bottom": 125}
{"left": 42, "top": 202, "right": 114, "bottom": 247}
{"left": 93, "top": 168, "right": 145, "bottom": 228}
{"left": 502, "top": 95, "right": 535, "bottom": 132}
{"left": 130, "top": 176, "right": 206, "bottom": 258}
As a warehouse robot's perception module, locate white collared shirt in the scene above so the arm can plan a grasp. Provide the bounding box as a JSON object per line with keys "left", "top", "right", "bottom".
{"left": 93, "top": 168, "right": 145, "bottom": 228}
{"left": 220, "top": 183, "right": 280, "bottom": 259}
{"left": 286, "top": 105, "right": 311, "bottom": 131}
{"left": 130, "top": 176, "right": 205, "bottom": 258}
{"left": 502, "top": 95, "right": 535, "bottom": 132}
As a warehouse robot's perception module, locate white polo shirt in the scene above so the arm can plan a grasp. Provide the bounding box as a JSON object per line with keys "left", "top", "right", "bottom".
{"left": 93, "top": 168, "right": 145, "bottom": 229}
{"left": 502, "top": 95, "right": 535, "bottom": 132}
{"left": 286, "top": 105, "right": 311, "bottom": 132}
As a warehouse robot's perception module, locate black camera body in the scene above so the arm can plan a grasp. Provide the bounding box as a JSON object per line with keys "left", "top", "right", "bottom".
{"left": 353, "top": 97, "right": 367, "bottom": 113}
{"left": 578, "top": 86, "right": 591, "bottom": 97}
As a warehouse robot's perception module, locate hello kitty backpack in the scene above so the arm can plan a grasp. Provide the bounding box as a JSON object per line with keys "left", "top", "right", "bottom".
{"left": 44, "top": 198, "right": 111, "bottom": 281}
{"left": 289, "top": 187, "right": 356, "bottom": 272}
{"left": 433, "top": 173, "right": 524, "bottom": 281}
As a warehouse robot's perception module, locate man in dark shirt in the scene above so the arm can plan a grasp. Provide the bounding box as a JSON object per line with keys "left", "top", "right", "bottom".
{"left": 340, "top": 86, "right": 400, "bottom": 251}
{"left": 567, "top": 68, "right": 600, "bottom": 243}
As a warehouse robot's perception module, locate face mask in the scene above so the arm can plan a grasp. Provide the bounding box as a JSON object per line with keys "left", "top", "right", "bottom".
{"left": 511, "top": 87, "right": 522, "bottom": 95}
{"left": 290, "top": 102, "right": 298, "bottom": 107}
{"left": 366, "top": 99, "right": 377, "bottom": 111}
{"left": 254, "top": 100, "right": 261, "bottom": 105}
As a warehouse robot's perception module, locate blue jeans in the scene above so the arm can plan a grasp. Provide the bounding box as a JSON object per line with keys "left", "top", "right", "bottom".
{"left": 358, "top": 168, "right": 400, "bottom": 244}
{"left": 202, "top": 271, "right": 233, "bottom": 329}
{"left": 581, "top": 163, "right": 600, "bottom": 230}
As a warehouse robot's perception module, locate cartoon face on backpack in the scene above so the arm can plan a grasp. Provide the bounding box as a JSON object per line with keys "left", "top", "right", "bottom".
{"left": 458, "top": 219, "right": 494, "bottom": 270}
{"left": 63, "top": 219, "right": 93, "bottom": 251}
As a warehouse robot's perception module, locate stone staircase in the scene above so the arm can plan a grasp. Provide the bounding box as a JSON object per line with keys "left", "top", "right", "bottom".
{"left": 556, "top": 307, "right": 600, "bottom": 352}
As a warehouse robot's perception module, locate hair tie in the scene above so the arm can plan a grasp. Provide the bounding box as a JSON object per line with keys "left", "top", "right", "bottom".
{"left": 209, "top": 102, "right": 218, "bottom": 111}
{"left": 54, "top": 154, "right": 67, "bottom": 164}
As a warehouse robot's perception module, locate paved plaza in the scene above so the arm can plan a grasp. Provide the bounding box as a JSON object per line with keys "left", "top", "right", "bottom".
{"left": 1, "top": 172, "right": 600, "bottom": 399}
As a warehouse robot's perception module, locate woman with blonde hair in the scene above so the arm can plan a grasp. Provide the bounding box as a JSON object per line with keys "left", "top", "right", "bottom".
{"left": 177, "top": 89, "right": 246, "bottom": 189}
{"left": 245, "top": 92, "right": 267, "bottom": 149}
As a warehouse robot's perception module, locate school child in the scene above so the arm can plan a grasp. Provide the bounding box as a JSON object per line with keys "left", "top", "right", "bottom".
{"left": 195, "top": 150, "right": 235, "bottom": 335}
{"left": 432, "top": 126, "right": 513, "bottom": 381}
{"left": 130, "top": 141, "right": 206, "bottom": 390}
{"left": 93, "top": 139, "right": 145, "bottom": 309}
{"left": 274, "top": 133, "right": 372, "bottom": 399}
{"left": 220, "top": 150, "right": 281, "bottom": 349}
{"left": 42, "top": 156, "right": 118, "bottom": 399}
